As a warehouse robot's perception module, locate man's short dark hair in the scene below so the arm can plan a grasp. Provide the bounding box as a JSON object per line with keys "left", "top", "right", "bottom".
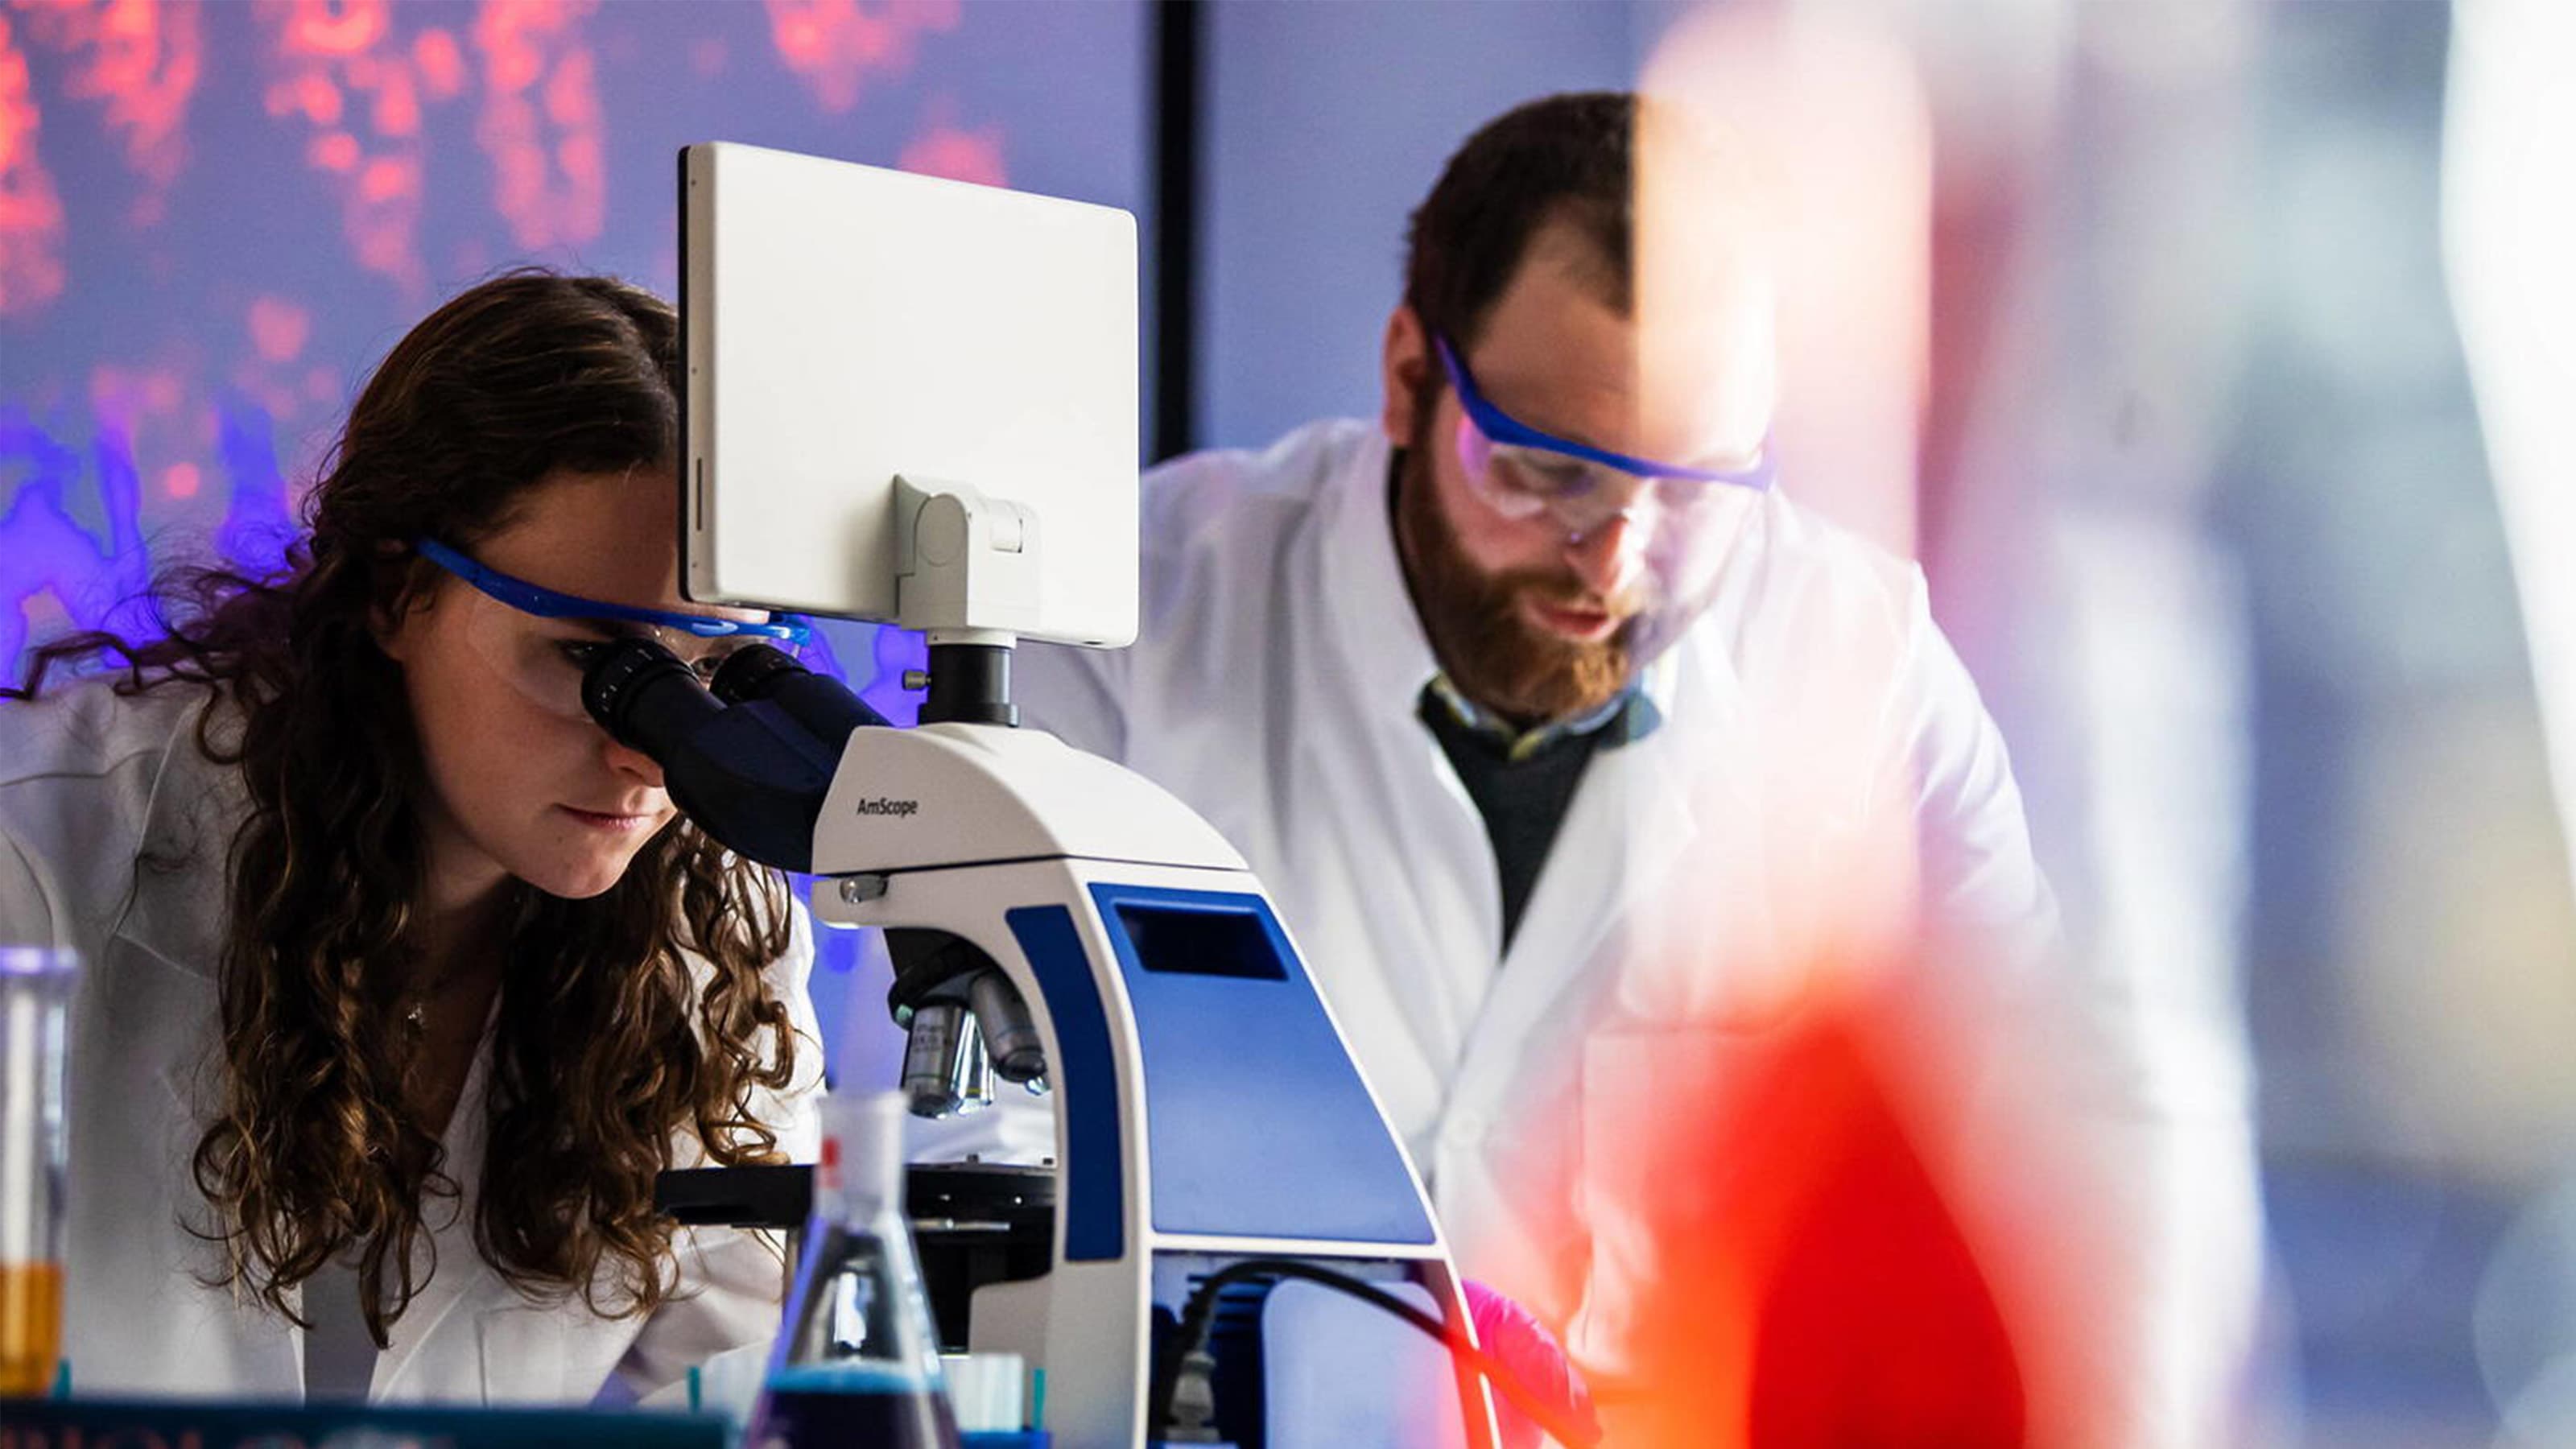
{"left": 1404, "top": 92, "right": 1635, "bottom": 349}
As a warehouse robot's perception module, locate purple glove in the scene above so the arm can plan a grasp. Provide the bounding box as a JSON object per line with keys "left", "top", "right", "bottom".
{"left": 1463, "top": 1279, "right": 1602, "bottom": 1449}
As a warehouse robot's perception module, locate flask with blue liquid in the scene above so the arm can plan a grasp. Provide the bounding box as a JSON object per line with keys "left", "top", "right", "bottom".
{"left": 749, "top": 1091, "right": 962, "bottom": 1449}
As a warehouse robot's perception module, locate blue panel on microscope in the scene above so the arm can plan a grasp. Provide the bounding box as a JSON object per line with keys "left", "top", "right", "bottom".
{"left": 1088, "top": 882, "right": 1435, "bottom": 1245}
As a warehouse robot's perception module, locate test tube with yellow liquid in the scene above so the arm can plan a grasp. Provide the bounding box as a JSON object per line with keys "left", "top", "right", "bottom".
{"left": 1, "top": 947, "right": 73, "bottom": 1397}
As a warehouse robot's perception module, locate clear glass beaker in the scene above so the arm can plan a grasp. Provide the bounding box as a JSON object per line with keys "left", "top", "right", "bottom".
{"left": 749, "top": 1090, "right": 961, "bottom": 1449}
{"left": 1, "top": 947, "right": 74, "bottom": 1398}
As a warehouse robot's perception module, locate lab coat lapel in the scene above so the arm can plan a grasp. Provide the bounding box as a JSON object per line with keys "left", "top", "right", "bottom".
{"left": 122, "top": 697, "right": 247, "bottom": 1136}
{"left": 369, "top": 1024, "right": 507, "bottom": 1401}
{"left": 61, "top": 736, "right": 282, "bottom": 1397}
{"left": 104, "top": 947, "right": 302, "bottom": 1399}
{"left": 1307, "top": 433, "right": 1501, "bottom": 1085}
{"left": 371, "top": 1004, "right": 647, "bottom": 1405}
{"left": 1451, "top": 654, "right": 1738, "bottom": 1116}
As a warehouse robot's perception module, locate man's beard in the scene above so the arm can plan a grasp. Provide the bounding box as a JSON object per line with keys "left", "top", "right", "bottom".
{"left": 1393, "top": 427, "right": 1649, "bottom": 726}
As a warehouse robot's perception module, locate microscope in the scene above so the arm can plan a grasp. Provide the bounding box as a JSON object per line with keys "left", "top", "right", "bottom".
{"left": 622, "top": 142, "right": 1501, "bottom": 1449}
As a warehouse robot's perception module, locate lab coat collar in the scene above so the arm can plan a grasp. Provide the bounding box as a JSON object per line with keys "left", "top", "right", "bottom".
{"left": 1418, "top": 672, "right": 1661, "bottom": 762}
{"left": 1315, "top": 426, "right": 1447, "bottom": 721}
{"left": 114, "top": 688, "right": 244, "bottom": 986}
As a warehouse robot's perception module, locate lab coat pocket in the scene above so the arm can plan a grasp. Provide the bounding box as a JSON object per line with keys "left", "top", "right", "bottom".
{"left": 1569, "top": 1022, "right": 1752, "bottom": 1381}
{"left": 473, "top": 1304, "right": 575, "bottom": 1404}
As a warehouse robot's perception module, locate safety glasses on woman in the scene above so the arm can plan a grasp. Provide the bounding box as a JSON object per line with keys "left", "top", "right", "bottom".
{"left": 415, "top": 537, "right": 810, "bottom": 721}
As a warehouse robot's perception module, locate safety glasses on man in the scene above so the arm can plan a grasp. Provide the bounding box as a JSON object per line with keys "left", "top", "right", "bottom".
{"left": 1432, "top": 332, "right": 1773, "bottom": 545}
{"left": 415, "top": 537, "right": 810, "bottom": 720}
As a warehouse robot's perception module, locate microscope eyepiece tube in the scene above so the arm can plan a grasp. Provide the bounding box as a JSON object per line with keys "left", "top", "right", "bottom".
{"left": 580, "top": 637, "right": 724, "bottom": 753}
{"left": 708, "top": 642, "right": 889, "bottom": 743}
{"left": 705, "top": 642, "right": 802, "bottom": 704}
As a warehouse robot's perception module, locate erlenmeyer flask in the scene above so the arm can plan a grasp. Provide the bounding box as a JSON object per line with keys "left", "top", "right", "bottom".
{"left": 749, "top": 1091, "right": 961, "bottom": 1449}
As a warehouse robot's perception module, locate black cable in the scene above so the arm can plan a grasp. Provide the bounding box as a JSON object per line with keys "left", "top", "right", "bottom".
{"left": 1152, "top": 1257, "right": 1602, "bottom": 1449}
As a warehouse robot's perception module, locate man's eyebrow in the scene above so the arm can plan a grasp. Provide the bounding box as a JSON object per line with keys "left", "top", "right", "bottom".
{"left": 1524, "top": 421, "right": 1615, "bottom": 455}
{"left": 1485, "top": 386, "right": 1620, "bottom": 456}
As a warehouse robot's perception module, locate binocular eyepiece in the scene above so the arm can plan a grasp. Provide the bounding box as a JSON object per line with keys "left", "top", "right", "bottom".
{"left": 577, "top": 640, "right": 885, "bottom": 873}
{"left": 583, "top": 641, "right": 890, "bottom": 757}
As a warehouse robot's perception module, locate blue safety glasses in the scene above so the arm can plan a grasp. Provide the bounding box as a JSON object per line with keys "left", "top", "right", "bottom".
{"left": 416, "top": 537, "right": 808, "bottom": 720}
{"left": 417, "top": 538, "right": 810, "bottom": 646}
{"left": 1432, "top": 332, "right": 1773, "bottom": 541}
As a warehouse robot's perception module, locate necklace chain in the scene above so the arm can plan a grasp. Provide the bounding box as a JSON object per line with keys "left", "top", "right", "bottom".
{"left": 398, "top": 961, "right": 479, "bottom": 1038}
{"left": 402, "top": 891, "right": 518, "bottom": 1039}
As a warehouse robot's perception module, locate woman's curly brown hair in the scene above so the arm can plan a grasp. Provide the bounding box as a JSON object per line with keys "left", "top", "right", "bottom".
{"left": 8, "top": 270, "right": 799, "bottom": 1344}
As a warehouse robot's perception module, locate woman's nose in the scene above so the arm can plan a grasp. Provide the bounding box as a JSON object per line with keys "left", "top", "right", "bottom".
{"left": 602, "top": 733, "right": 666, "bottom": 790}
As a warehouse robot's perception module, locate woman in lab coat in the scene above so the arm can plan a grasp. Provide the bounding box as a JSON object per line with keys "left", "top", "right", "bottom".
{"left": 0, "top": 271, "right": 821, "bottom": 1403}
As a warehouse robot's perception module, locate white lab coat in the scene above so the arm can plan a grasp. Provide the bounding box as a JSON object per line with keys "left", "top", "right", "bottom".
{"left": 0, "top": 681, "right": 822, "bottom": 1404}
{"left": 1003, "top": 420, "right": 2260, "bottom": 1440}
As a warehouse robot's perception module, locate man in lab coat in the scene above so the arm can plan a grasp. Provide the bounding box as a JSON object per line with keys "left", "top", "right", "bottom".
{"left": 1014, "top": 93, "right": 2257, "bottom": 1443}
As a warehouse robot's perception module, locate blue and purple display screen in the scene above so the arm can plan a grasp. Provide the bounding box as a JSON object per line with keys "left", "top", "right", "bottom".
{"left": 1, "top": 0, "right": 1148, "bottom": 1044}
